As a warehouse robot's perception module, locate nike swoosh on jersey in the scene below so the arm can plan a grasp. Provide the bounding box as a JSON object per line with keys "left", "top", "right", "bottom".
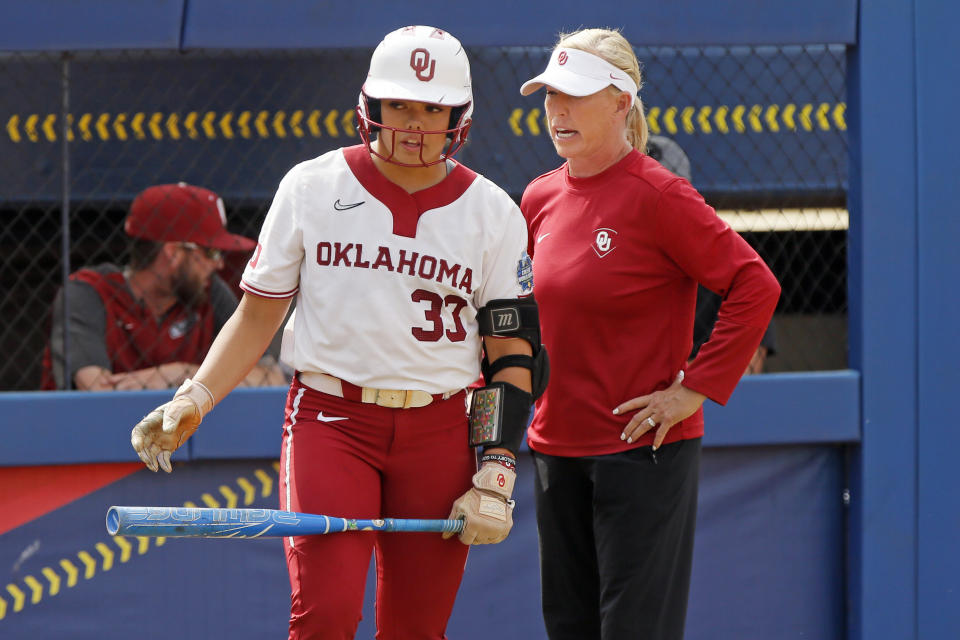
{"left": 333, "top": 199, "right": 365, "bottom": 211}
{"left": 317, "top": 412, "right": 349, "bottom": 422}
{"left": 537, "top": 233, "right": 551, "bottom": 243}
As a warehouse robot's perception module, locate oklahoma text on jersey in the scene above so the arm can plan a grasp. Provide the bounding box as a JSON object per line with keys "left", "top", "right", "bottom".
{"left": 315, "top": 241, "right": 474, "bottom": 294}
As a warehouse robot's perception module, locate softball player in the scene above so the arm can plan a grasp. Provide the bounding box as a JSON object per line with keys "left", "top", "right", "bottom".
{"left": 129, "top": 25, "right": 544, "bottom": 639}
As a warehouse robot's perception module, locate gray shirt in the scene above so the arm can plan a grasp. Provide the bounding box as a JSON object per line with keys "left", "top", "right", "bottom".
{"left": 48, "top": 264, "right": 238, "bottom": 389}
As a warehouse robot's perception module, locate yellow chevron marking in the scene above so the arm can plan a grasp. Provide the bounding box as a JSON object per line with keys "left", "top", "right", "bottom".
{"left": 816, "top": 102, "right": 830, "bottom": 130}
{"left": 184, "top": 500, "right": 198, "bottom": 508}
{"left": 748, "top": 105, "right": 763, "bottom": 132}
{"left": 680, "top": 106, "right": 695, "bottom": 134}
{"left": 290, "top": 110, "right": 304, "bottom": 137}
{"left": 713, "top": 105, "right": 729, "bottom": 134}
{"left": 202, "top": 111, "right": 216, "bottom": 138}
{"left": 663, "top": 106, "right": 678, "bottom": 135}
{"left": 219, "top": 112, "right": 234, "bottom": 138}
{"left": 95, "top": 542, "right": 115, "bottom": 571}
{"left": 255, "top": 469, "right": 273, "bottom": 497}
{"left": 0, "top": 595, "right": 6, "bottom": 619}
{"left": 782, "top": 103, "right": 797, "bottom": 130}
{"left": 765, "top": 104, "right": 780, "bottom": 132}
{"left": 25, "top": 114, "right": 39, "bottom": 142}
{"left": 220, "top": 485, "right": 239, "bottom": 509}
{"left": 6, "top": 584, "right": 25, "bottom": 612}
{"left": 78, "top": 113, "right": 93, "bottom": 140}
{"left": 113, "top": 113, "right": 128, "bottom": 140}
{"left": 238, "top": 477, "right": 256, "bottom": 505}
{"left": 131, "top": 112, "right": 146, "bottom": 139}
{"left": 7, "top": 115, "right": 21, "bottom": 142}
{"left": 307, "top": 110, "right": 322, "bottom": 137}
{"left": 800, "top": 103, "right": 813, "bottom": 131}
{"left": 697, "top": 106, "right": 712, "bottom": 134}
{"left": 508, "top": 108, "right": 523, "bottom": 136}
{"left": 832, "top": 103, "right": 846, "bottom": 130}
{"left": 66, "top": 114, "right": 74, "bottom": 141}
{"left": 113, "top": 535, "right": 132, "bottom": 562}
{"left": 24, "top": 575, "right": 42, "bottom": 604}
{"left": 166, "top": 112, "right": 180, "bottom": 140}
{"left": 341, "top": 110, "right": 356, "bottom": 137}
{"left": 238, "top": 111, "right": 252, "bottom": 138}
{"left": 646, "top": 106, "right": 661, "bottom": 134}
{"left": 272, "top": 461, "right": 281, "bottom": 474}
{"left": 42, "top": 567, "right": 61, "bottom": 596}
{"left": 42, "top": 114, "right": 57, "bottom": 141}
{"left": 156, "top": 536, "right": 166, "bottom": 547}
{"left": 201, "top": 493, "right": 220, "bottom": 508}
{"left": 255, "top": 110, "right": 269, "bottom": 137}
{"left": 525, "top": 108, "right": 541, "bottom": 135}
{"left": 78, "top": 551, "right": 96, "bottom": 579}
{"left": 95, "top": 113, "right": 110, "bottom": 140}
{"left": 59, "top": 559, "right": 78, "bottom": 588}
{"left": 136, "top": 536, "right": 150, "bottom": 555}
{"left": 184, "top": 111, "right": 199, "bottom": 139}
{"left": 324, "top": 110, "right": 340, "bottom": 137}
{"left": 273, "top": 111, "right": 287, "bottom": 138}
{"left": 149, "top": 112, "right": 163, "bottom": 139}
{"left": 732, "top": 105, "right": 746, "bottom": 133}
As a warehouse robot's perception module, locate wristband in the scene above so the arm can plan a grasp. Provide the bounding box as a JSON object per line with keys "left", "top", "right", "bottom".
{"left": 480, "top": 454, "right": 516, "bottom": 471}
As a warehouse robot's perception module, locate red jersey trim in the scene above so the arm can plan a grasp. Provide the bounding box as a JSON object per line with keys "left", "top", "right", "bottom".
{"left": 341, "top": 145, "right": 479, "bottom": 239}
{"left": 240, "top": 280, "right": 299, "bottom": 299}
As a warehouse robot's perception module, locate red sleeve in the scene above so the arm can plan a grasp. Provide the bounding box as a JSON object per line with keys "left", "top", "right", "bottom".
{"left": 654, "top": 180, "right": 781, "bottom": 404}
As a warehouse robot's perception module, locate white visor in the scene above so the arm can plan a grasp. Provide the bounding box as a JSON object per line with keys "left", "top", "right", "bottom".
{"left": 520, "top": 47, "right": 638, "bottom": 107}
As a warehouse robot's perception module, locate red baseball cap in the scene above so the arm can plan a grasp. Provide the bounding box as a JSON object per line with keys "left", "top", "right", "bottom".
{"left": 124, "top": 183, "right": 256, "bottom": 252}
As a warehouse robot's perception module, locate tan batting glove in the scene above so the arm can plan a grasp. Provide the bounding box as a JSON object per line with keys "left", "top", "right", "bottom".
{"left": 443, "top": 463, "right": 516, "bottom": 545}
{"left": 130, "top": 379, "right": 214, "bottom": 473}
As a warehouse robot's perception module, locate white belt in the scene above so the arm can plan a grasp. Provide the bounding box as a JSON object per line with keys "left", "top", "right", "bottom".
{"left": 299, "top": 371, "right": 459, "bottom": 409}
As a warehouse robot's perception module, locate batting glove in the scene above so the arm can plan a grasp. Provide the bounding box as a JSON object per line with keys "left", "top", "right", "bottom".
{"left": 130, "top": 379, "right": 214, "bottom": 473}
{"left": 443, "top": 462, "right": 516, "bottom": 545}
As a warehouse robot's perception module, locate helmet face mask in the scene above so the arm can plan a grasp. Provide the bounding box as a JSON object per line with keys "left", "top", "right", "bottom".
{"left": 357, "top": 26, "right": 473, "bottom": 167}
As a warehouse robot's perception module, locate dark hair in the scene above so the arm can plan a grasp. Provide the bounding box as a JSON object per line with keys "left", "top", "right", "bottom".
{"left": 127, "top": 237, "right": 163, "bottom": 270}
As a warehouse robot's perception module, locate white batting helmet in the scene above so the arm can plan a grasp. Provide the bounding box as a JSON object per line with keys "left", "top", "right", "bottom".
{"left": 356, "top": 25, "right": 473, "bottom": 166}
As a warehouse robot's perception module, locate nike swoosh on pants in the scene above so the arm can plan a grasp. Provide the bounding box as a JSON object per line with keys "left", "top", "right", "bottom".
{"left": 317, "top": 412, "right": 349, "bottom": 422}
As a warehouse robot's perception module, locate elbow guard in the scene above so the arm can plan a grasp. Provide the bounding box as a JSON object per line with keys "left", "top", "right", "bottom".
{"left": 477, "top": 297, "right": 550, "bottom": 399}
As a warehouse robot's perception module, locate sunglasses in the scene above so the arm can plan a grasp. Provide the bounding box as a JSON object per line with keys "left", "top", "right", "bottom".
{"left": 180, "top": 242, "right": 223, "bottom": 262}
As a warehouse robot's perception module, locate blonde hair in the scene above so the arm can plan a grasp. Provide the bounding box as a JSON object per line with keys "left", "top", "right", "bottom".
{"left": 556, "top": 28, "right": 648, "bottom": 152}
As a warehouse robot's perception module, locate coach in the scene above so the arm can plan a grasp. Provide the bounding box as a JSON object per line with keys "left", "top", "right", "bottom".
{"left": 519, "top": 28, "right": 781, "bottom": 640}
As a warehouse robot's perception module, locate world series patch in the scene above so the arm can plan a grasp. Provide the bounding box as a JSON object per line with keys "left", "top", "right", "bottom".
{"left": 516, "top": 252, "right": 533, "bottom": 293}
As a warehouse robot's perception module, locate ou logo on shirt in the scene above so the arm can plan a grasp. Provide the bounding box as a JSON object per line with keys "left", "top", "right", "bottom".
{"left": 593, "top": 228, "right": 618, "bottom": 258}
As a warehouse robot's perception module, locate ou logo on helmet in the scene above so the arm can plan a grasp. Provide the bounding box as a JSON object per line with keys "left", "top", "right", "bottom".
{"left": 410, "top": 48, "right": 436, "bottom": 82}
{"left": 593, "top": 228, "right": 618, "bottom": 258}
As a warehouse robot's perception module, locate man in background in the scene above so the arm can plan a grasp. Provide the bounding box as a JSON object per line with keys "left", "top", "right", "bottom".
{"left": 43, "top": 182, "right": 285, "bottom": 390}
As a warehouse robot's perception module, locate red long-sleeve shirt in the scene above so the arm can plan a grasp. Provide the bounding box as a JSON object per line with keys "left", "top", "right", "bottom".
{"left": 521, "top": 150, "right": 780, "bottom": 456}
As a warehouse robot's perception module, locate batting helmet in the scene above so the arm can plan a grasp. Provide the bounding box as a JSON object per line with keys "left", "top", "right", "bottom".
{"left": 357, "top": 25, "right": 473, "bottom": 167}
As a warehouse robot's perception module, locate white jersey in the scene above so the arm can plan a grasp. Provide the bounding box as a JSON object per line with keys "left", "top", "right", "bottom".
{"left": 241, "top": 145, "right": 532, "bottom": 394}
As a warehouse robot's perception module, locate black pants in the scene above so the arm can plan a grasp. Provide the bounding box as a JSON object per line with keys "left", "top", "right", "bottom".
{"left": 533, "top": 438, "right": 701, "bottom": 640}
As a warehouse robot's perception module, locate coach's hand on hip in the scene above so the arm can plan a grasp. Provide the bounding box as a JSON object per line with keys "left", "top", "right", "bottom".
{"left": 444, "top": 462, "right": 516, "bottom": 545}
{"left": 131, "top": 378, "right": 215, "bottom": 473}
{"left": 613, "top": 371, "right": 706, "bottom": 449}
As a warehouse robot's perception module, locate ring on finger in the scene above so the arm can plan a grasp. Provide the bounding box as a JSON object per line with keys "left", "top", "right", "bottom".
{"left": 646, "top": 417, "right": 656, "bottom": 428}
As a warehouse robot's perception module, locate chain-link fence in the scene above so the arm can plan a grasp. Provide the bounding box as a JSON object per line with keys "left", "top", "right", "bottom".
{"left": 0, "top": 44, "right": 847, "bottom": 391}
